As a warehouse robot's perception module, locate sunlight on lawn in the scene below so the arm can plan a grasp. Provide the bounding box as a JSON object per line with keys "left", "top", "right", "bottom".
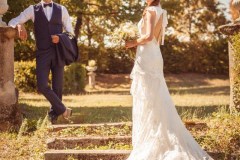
{"left": 19, "top": 93, "right": 229, "bottom": 108}
{"left": 18, "top": 73, "right": 230, "bottom": 124}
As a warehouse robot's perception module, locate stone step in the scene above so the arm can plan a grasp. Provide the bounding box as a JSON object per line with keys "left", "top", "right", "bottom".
{"left": 184, "top": 121, "right": 208, "bottom": 130}
{"left": 44, "top": 149, "right": 130, "bottom": 160}
{"left": 47, "top": 136, "right": 132, "bottom": 150}
{"left": 49, "top": 122, "right": 132, "bottom": 132}
{"left": 49, "top": 121, "right": 207, "bottom": 132}
{"left": 44, "top": 150, "right": 239, "bottom": 160}
{"left": 208, "top": 152, "right": 240, "bottom": 160}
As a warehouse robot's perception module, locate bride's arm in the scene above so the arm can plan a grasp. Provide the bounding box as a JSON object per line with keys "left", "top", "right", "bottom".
{"left": 126, "top": 10, "right": 156, "bottom": 49}
{"left": 137, "top": 10, "right": 156, "bottom": 45}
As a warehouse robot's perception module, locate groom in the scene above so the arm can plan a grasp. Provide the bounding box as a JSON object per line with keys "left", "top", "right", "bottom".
{"left": 9, "top": 0, "right": 74, "bottom": 123}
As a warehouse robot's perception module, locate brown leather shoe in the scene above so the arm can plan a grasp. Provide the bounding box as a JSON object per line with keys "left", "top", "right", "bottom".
{"left": 62, "top": 108, "right": 72, "bottom": 119}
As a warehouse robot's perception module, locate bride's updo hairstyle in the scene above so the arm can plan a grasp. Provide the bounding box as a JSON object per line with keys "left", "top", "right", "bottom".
{"left": 143, "top": 0, "right": 161, "bottom": 16}
{"left": 150, "top": 0, "right": 160, "bottom": 6}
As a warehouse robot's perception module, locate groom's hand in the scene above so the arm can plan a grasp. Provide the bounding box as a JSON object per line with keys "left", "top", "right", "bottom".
{"left": 51, "top": 35, "right": 60, "bottom": 44}
{"left": 17, "top": 24, "right": 27, "bottom": 41}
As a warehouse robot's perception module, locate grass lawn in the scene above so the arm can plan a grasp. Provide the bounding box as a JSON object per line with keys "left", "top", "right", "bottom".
{"left": 19, "top": 73, "right": 230, "bottom": 124}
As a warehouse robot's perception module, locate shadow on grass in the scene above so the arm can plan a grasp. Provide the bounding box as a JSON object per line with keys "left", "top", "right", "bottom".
{"left": 176, "top": 105, "right": 229, "bottom": 119}
{"left": 19, "top": 102, "right": 229, "bottom": 125}
{"left": 20, "top": 85, "right": 228, "bottom": 96}
{"left": 84, "top": 91, "right": 131, "bottom": 95}
{"left": 94, "top": 73, "right": 229, "bottom": 90}
{"left": 85, "top": 84, "right": 230, "bottom": 95}
{"left": 20, "top": 98, "right": 79, "bottom": 103}
{"left": 20, "top": 85, "right": 230, "bottom": 96}
{"left": 169, "top": 86, "right": 230, "bottom": 95}
{"left": 95, "top": 74, "right": 131, "bottom": 89}
{"left": 165, "top": 73, "right": 229, "bottom": 88}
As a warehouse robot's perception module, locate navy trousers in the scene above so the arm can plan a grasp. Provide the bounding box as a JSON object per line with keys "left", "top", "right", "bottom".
{"left": 36, "top": 47, "right": 66, "bottom": 116}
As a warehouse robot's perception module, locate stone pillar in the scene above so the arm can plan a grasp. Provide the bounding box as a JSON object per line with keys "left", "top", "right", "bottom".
{"left": 87, "top": 72, "right": 96, "bottom": 89}
{"left": 86, "top": 65, "right": 97, "bottom": 89}
{"left": 0, "top": 27, "right": 22, "bottom": 131}
{"left": 219, "top": 23, "right": 240, "bottom": 112}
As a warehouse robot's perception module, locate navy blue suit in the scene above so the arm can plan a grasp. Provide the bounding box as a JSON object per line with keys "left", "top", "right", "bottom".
{"left": 34, "top": 3, "right": 66, "bottom": 116}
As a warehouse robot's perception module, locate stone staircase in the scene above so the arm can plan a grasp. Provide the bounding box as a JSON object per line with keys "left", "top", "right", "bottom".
{"left": 45, "top": 122, "right": 132, "bottom": 160}
{"left": 44, "top": 122, "right": 239, "bottom": 160}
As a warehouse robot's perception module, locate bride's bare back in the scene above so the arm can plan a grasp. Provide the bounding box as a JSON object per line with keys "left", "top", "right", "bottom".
{"left": 137, "top": 6, "right": 167, "bottom": 46}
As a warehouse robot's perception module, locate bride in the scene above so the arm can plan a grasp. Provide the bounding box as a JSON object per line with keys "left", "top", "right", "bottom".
{"left": 125, "top": 0, "right": 214, "bottom": 160}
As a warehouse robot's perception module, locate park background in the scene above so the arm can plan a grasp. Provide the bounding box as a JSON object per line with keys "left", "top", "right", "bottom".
{"left": 0, "top": 0, "right": 240, "bottom": 160}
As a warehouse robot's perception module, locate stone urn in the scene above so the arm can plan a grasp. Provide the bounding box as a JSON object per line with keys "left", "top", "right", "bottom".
{"left": 86, "top": 66, "right": 97, "bottom": 72}
{"left": 86, "top": 60, "right": 97, "bottom": 89}
{"left": 0, "top": 0, "right": 9, "bottom": 27}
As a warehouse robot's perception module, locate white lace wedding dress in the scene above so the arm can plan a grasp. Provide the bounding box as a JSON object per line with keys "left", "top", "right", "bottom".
{"left": 127, "top": 6, "right": 213, "bottom": 160}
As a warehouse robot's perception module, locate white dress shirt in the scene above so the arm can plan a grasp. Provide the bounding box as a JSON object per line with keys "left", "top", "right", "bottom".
{"left": 8, "top": 0, "right": 74, "bottom": 34}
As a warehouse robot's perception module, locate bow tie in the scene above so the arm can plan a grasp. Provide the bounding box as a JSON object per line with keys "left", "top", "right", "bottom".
{"left": 43, "top": 3, "right": 52, "bottom": 8}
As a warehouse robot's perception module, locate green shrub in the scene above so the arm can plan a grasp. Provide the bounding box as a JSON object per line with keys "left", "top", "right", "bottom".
{"left": 95, "top": 36, "right": 229, "bottom": 74}
{"left": 101, "top": 48, "right": 134, "bottom": 74}
{"left": 194, "top": 111, "right": 240, "bottom": 155}
{"left": 15, "top": 61, "right": 37, "bottom": 92}
{"left": 14, "top": 61, "right": 86, "bottom": 93}
{"left": 63, "top": 63, "right": 86, "bottom": 94}
{"left": 161, "top": 36, "right": 229, "bottom": 74}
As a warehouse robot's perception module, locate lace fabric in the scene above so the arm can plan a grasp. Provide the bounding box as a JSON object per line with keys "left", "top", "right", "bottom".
{"left": 127, "top": 6, "right": 214, "bottom": 160}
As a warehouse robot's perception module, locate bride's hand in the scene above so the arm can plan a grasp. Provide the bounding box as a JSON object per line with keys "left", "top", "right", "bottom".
{"left": 125, "top": 40, "right": 137, "bottom": 49}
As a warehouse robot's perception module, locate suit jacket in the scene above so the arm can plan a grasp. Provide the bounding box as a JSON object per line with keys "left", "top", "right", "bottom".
{"left": 56, "top": 32, "right": 79, "bottom": 66}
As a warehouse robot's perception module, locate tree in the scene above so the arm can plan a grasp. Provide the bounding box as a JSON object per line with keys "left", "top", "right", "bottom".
{"left": 4, "top": 0, "right": 228, "bottom": 74}
{"left": 160, "top": 0, "right": 229, "bottom": 74}
{"left": 59, "top": 0, "right": 143, "bottom": 61}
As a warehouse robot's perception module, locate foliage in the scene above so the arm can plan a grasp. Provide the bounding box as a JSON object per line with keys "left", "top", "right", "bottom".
{"left": 99, "top": 48, "right": 134, "bottom": 74}
{"left": 194, "top": 110, "right": 240, "bottom": 155}
{"left": 0, "top": 117, "right": 49, "bottom": 160}
{"left": 4, "top": 0, "right": 37, "bottom": 61}
{"left": 160, "top": 0, "right": 229, "bottom": 74}
{"left": 73, "top": 142, "right": 132, "bottom": 150}
{"left": 161, "top": 35, "right": 229, "bottom": 74}
{"left": 4, "top": 0, "right": 229, "bottom": 74}
{"left": 15, "top": 61, "right": 37, "bottom": 92}
{"left": 1, "top": 110, "right": 239, "bottom": 159}
{"left": 57, "top": 124, "right": 132, "bottom": 137}
{"left": 14, "top": 61, "right": 86, "bottom": 93}
{"left": 63, "top": 63, "right": 86, "bottom": 94}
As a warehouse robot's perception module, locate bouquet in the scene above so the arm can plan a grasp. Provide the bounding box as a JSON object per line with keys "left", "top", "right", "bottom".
{"left": 111, "top": 21, "right": 139, "bottom": 47}
{"left": 111, "top": 21, "right": 139, "bottom": 60}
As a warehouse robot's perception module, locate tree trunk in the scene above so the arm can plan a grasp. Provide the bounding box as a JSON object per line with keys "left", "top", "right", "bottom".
{"left": 86, "top": 17, "right": 94, "bottom": 60}
{"left": 74, "top": 0, "right": 84, "bottom": 38}
{"left": 74, "top": 13, "right": 83, "bottom": 38}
